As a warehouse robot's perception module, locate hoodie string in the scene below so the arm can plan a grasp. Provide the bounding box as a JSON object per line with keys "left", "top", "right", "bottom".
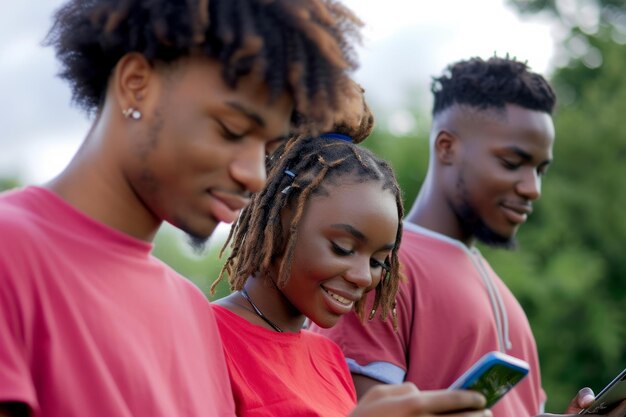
{"left": 469, "top": 249, "right": 513, "bottom": 351}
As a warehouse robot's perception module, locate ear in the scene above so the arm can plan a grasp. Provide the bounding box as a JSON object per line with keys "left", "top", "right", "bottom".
{"left": 112, "top": 53, "right": 154, "bottom": 115}
{"left": 433, "top": 130, "right": 458, "bottom": 165}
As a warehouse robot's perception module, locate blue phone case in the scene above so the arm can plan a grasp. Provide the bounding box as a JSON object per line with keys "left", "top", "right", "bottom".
{"left": 448, "top": 351, "right": 530, "bottom": 408}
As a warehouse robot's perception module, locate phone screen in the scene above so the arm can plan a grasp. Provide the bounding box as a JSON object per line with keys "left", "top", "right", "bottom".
{"left": 449, "top": 352, "right": 529, "bottom": 409}
{"left": 465, "top": 363, "right": 528, "bottom": 408}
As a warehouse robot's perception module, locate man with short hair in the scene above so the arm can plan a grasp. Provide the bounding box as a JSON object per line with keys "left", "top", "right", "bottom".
{"left": 312, "top": 56, "right": 594, "bottom": 417}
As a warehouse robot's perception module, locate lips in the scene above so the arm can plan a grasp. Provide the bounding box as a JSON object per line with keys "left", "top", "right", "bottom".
{"left": 208, "top": 189, "right": 250, "bottom": 224}
{"left": 500, "top": 202, "right": 532, "bottom": 224}
{"left": 321, "top": 286, "right": 359, "bottom": 315}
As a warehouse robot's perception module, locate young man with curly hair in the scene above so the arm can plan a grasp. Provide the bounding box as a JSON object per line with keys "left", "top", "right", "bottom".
{"left": 0, "top": 1, "right": 365, "bottom": 416}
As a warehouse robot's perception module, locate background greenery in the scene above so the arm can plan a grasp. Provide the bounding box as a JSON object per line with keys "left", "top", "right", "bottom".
{"left": 2, "top": 1, "right": 625, "bottom": 412}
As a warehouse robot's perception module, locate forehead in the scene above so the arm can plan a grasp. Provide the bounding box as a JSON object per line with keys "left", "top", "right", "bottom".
{"left": 302, "top": 180, "right": 398, "bottom": 236}
{"left": 460, "top": 104, "right": 555, "bottom": 158}
{"left": 158, "top": 56, "right": 293, "bottom": 137}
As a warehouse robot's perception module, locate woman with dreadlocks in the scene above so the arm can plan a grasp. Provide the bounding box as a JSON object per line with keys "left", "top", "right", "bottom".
{"left": 210, "top": 85, "right": 492, "bottom": 417}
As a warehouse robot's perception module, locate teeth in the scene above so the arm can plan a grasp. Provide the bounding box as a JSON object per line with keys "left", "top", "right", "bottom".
{"left": 326, "top": 289, "right": 351, "bottom": 305}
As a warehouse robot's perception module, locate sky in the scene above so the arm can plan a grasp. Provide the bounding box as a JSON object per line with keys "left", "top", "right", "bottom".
{"left": 0, "top": 0, "right": 558, "bottom": 184}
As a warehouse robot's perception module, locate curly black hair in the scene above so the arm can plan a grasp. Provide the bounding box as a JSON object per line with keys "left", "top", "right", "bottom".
{"left": 45, "top": 0, "right": 362, "bottom": 126}
{"left": 431, "top": 56, "right": 556, "bottom": 116}
{"left": 213, "top": 136, "right": 404, "bottom": 326}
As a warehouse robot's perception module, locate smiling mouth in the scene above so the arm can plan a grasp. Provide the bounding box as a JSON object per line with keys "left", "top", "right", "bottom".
{"left": 324, "top": 288, "right": 352, "bottom": 305}
{"left": 500, "top": 204, "right": 532, "bottom": 224}
{"left": 321, "top": 286, "right": 358, "bottom": 315}
{"left": 207, "top": 190, "right": 250, "bottom": 224}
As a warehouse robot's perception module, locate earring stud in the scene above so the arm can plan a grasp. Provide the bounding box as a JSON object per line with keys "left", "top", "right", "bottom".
{"left": 122, "top": 107, "right": 142, "bottom": 120}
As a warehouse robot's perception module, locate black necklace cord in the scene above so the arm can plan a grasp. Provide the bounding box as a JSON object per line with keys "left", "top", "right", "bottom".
{"left": 240, "top": 287, "right": 284, "bottom": 333}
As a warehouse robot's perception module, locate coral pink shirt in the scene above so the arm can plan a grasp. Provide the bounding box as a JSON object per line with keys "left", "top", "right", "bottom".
{"left": 0, "top": 186, "right": 235, "bottom": 417}
{"left": 214, "top": 304, "right": 356, "bottom": 417}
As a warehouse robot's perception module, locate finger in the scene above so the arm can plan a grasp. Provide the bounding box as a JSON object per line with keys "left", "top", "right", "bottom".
{"left": 443, "top": 409, "right": 493, "bottom": 417}
{"left": 360, "top": 382, "right": 420, "bottom": 403}
{"left": 565, "top": 387, "right": 595, "bottom": 414}
{"left": 578, "top": 387, "right": 596, "bottom": 409}
{"left": 399, "top": 389, "right": 487, "bottom": 414}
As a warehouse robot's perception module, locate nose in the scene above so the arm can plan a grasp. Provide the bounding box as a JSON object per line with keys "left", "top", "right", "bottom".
{"left": 516, "top": 169, "right": 541, "bottom": 201}
{"left": 344, "top": 257, "right": 375, "bottom": 290}
{"left": 231, "top": 142, "right": 267, "bottom": 193}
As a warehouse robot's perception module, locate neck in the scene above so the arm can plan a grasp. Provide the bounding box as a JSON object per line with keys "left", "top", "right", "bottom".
{"left": 241, "top": 278, "right": 306, "bottom": 333}
{"left": 47, "top": 113, "right": 161, "bottom": 242}
{"left": 405, "top": 176, "right": 473, "bottom": 246}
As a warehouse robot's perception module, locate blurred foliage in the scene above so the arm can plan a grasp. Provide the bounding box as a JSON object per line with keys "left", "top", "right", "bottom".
{"left": 508, "top": 0, "right": 626, "bottom": 69}
{"left": 362, "top": 120, "right": 430, "bottom": 210}
{"left": 508, "top": 0, "right": 626, "bottom": 36}
{"left": 0, "top": 177, "right": 20, "bottom": 192}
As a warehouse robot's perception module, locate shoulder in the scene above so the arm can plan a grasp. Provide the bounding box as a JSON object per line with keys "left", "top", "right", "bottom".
{"left": 151, "top": 257, "right": 211, "bottom": 300}
{"left": 302, "top": 329, "right": 346, "bottom": 356}
{"left": 0, "top": 187, "right": 54, "bottom": 243}
{"left": 0, "top": 190, "right": 48, "bottom": 267}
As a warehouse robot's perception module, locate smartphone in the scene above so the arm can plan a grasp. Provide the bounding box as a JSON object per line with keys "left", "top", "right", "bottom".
{"left": 448, "top": 351, "right": 530, "bottom": 408}
{"left": 579, "top": 367, "right": 626, "bottom": 415}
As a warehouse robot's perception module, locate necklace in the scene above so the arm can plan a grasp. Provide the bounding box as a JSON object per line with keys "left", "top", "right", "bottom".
{"left": 240, "top": 287, "right": 284, "bottom": 332}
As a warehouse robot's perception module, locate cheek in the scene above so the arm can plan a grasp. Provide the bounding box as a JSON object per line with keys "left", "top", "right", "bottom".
{"left": 289, "top": 243, "right": 339, "bottom": 288}
{"left": 367, "top": 270, "right": 384, "bottom": 293}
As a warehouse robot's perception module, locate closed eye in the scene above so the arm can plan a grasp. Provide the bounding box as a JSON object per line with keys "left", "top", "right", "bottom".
{"left": 370, "top": 258, "right": 388, "bottom": 269}
{"left": 500, "top": 158, "right": 521, "bottom": 170}
{"left": 370, "top": 258, "right": 390, "bottom": 271}
{"left": 217, "top": 120, "right": 246, "bottom": 141}
{"left": 331, "top": 242, "right": 353, "bottom": 256}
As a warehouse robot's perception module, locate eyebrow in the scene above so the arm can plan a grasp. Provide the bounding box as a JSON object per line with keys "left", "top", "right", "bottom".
{"left": 330, "top": 223, "right": 396, "bottom": 251}
{"left": 226, "top": 101, "right": 266, "bottom": 127}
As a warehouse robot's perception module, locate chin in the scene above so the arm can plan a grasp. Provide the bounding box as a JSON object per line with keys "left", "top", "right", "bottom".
{"left": 310, "top": 317, "right": 338, "bottom": 329}
{"left": 176, "top": 223, "right": 217, "bottom": 254}
{"left": 173, "top": 216, "right": 218, "bottom": 238}
{"left": 472, "top": 222, "right": 518, "bottom": 250}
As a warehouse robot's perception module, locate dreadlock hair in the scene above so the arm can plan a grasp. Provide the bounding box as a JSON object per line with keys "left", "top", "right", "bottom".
{"left": 45, "top": 0, "right": 363, "bottom": 127}
{"left": 213, "top": 136, "right": 404, "bottom": 325}
{"left": 431, "top": 55, "right": 556, "bottom": 117}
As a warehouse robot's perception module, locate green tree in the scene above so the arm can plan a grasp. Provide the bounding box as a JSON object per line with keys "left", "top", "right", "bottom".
{"left": 0, "top": 177, "right": 20, "bottom": 192}
{"left": 508, "top": 0, "right": 626, "bottom": 40}
{"left": 362, "top": 110, "right": 431, "bottom": 210}
{"left": 508, "top": 0, "right": 626, "bottom": 68}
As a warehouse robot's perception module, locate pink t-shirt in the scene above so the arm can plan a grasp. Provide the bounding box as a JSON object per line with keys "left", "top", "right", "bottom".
{"left": 312, "top": 224, "right": 546, "bottom": 417}
{"left": 0, "top": 186, "right": 236, "bottom": 417}
{"left": 213, "top": 304, "right": 357, "bottom": 417}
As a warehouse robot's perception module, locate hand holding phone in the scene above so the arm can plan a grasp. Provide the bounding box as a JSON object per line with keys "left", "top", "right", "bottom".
{"left": 579, "top": 368, "right": 626, "bottom": 415}
{"left": 448, "top": 351, "right": 530, "bottom": 408}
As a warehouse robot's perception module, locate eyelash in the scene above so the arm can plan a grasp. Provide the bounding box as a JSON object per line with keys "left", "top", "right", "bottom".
{"left": 501, "top": 158, "right": 549, "bottom": 177}
{"left": 500, "top": 159, "right": 521, "bottom": 170}
{"left": 217, "top": 121, "right": 246, "bottom": 141}
{"left": 331, "top": 242, "right": 388, "bottom": 270}
{"left": 331, "top": 242, "right": 352, "bottom": 256}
